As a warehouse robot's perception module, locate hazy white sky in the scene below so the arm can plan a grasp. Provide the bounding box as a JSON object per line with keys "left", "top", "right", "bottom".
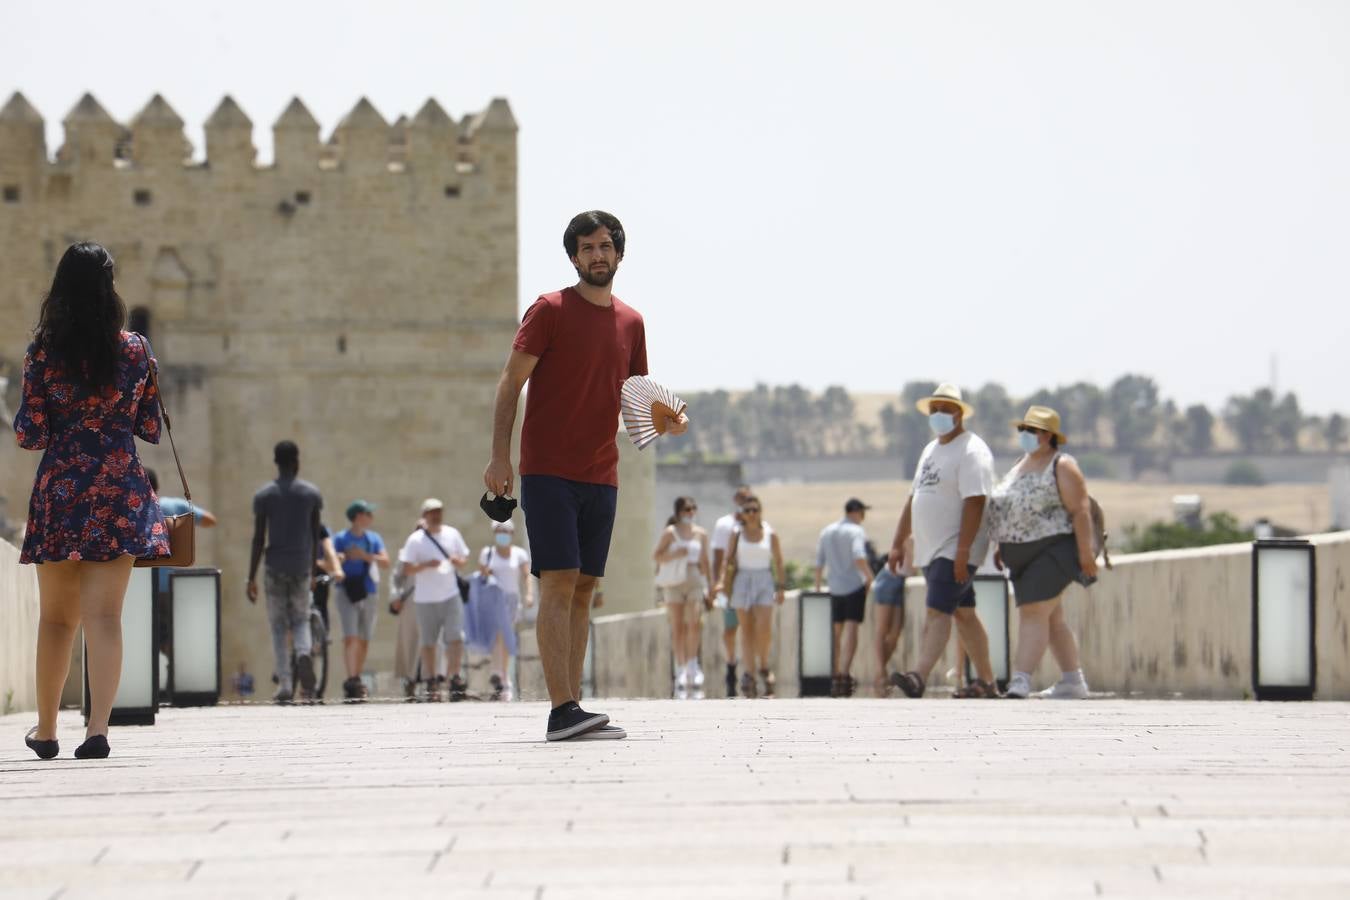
{"left": 4, "top": 1, "right": 1348, "bottom": 414}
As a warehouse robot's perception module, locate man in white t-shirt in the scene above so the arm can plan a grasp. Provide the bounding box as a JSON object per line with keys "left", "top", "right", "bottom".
{"left": 710, "top": 484, "right": 751, "bottom": 696}
{"left": 399, "top": 498, "right": 470, "bottom": 701}
{"left": 886, "top": 384, "right": 999, "bottom": 698}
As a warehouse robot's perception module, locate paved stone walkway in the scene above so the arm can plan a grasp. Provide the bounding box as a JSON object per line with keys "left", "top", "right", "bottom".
{"left": 1, "top": 699, "right": 1348, "bottom": 899}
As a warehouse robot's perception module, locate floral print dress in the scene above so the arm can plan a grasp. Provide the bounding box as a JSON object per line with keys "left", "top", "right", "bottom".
{"left": 13, "top": 331, "right": 170, "bottom": 564}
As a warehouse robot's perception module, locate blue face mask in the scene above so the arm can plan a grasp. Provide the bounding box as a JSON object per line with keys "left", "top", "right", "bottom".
{"left": 494, "top": 533, "right": 512, "bottom": 547}
{"left": 1018, "top": 431, "right": 1040, "bottom": 453}
{"left": 929, "top": 412, "right": 956, "bottom": 436}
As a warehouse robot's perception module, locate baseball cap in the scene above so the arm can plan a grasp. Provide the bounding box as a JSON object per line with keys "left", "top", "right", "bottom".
{"left": 345, "top": 499, "right": 376, "bottom": 521}
{"left": 420, "top": 498, "right": 444, "bottom": 513}
{"left": 844, "top": 498, "right": 871, "bottom": 513}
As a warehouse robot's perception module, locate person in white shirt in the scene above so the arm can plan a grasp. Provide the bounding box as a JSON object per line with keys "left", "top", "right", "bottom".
{"left": 477, "top": 520, "right": 533, "bottom": 700}
{"left": 710, "top": 484, "right": 751, "bottom": 696}
{"left": 652, "top": 496, "right": 712, "bottom": 697}
{"left": 886, "top": 384, "right": 999, "bottom": 699}
{"left": 399, "top": 498, "right": 470, "bottom": 702}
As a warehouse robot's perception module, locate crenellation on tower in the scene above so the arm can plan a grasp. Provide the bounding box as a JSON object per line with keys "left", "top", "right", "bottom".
{"left": 0, "top": 93, "right": 47, "bottom": 192}
{"left": 58, "top": 93, "right": 125, "bottom": 166}
{"left": 203, "top": 96, "right": 256, "bottom": 171}
{"left": 272, "top": 97, "right": 321, "bottom": 171}
{"left": 129, "top": 94, "right": 192, "bottom": 170}
{"left": 331, "top": 97, "right": 391, "bottom": 172}
{"left": 407, "top": 98, "right": 458, "bottom": 174}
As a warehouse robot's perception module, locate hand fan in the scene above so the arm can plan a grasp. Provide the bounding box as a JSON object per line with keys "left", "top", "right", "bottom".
{"left": 621, "top": 376, "right": 687, "bottom": 450}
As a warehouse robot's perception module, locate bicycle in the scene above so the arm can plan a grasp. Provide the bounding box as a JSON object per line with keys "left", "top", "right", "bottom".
{"left": 286, "top": 576, "right": 331, "bottom": 702}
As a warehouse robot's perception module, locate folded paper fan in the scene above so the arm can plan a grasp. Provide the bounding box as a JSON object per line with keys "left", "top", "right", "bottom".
{"left": 621, "top": 376, "right": 687, "bottom": 450}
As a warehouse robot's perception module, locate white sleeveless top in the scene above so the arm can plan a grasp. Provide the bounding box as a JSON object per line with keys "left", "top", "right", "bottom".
{"left": 990, "top": 453, "right": 1075, "bottom": 544}
{"left": 736, "top": 524, "right": 774, "bottom": 570}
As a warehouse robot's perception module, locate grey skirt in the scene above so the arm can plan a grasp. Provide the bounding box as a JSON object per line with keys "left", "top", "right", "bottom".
{"left": 999, "top": 533, "right": 1083, "bottom": 606}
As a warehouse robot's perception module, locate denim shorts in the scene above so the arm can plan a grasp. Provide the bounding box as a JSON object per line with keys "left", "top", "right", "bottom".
{"left": 923, "top": 557, "right": 977, "bottom": 615}
{"left": 871, "top": 567, "right": 906, "bottom": 607}
{"left": 520, "top": 475, "right": 618, "bottom": 577}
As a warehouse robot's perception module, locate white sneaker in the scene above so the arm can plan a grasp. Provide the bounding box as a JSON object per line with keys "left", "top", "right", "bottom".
{"left": 675, "top": 666, "right": 689, "bottom": 690}
{"left": 1036, "top": 679, "right": 1089, "bottom": 699}
{"left": 690, "top": 660, "right": 705, "bottom": 688}
{"left": 1005, "top": 672, "right": 1032, "bottom": 699}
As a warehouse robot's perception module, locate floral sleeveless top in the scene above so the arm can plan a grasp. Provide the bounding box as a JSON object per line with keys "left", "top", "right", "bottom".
{"left": 989, "top": 453, "right": 1074, "bottom": 544}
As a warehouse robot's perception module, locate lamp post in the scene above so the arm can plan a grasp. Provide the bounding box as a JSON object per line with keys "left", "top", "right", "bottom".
{"left": 84, "top": 566, "right": 157, "bottom": 727}
{"left": 798, "top": 591, "right": 834, "bottom": 697}
{"left": 1252, "top": 538, "right": 1316, "bottom": 701}
{"left": 965, "top": 575, "right": 1011, "bottom": 691}
{"left": 167, "top": 568, "right": 221, "bottom": 706}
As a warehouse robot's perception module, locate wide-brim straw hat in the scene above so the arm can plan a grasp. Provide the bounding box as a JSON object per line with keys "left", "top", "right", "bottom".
{"left": 915, "top": 383, "right": 974, "bottom": 418}
{"left": 1012, "top": 405, "right": 1068, "bottom": 445}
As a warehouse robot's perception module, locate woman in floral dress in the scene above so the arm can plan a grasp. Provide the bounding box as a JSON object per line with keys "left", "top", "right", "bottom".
{"left": 13, "top": 242, "right": 169, "bottom": 760}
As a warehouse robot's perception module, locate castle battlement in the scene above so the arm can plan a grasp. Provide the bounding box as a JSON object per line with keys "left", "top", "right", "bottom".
{"left": 0, "top": 91, "right": 516, "bottom": 181}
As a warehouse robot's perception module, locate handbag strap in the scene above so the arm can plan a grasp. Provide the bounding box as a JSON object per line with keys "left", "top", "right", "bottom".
{"left": 136, "top": 334, "right": 190, "bottom": 503}
{"left": 420, "top": 526, "right": 451, "bottom": 560}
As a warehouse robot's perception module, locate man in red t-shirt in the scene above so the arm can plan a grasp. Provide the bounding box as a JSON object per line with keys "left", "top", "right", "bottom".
{"left": 484, "top": 210, "right": 686, "bottom": 742}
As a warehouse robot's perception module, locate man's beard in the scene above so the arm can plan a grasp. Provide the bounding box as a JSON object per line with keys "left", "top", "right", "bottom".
{"left": 577, "top": 263, "right": 616, "bottom": 287}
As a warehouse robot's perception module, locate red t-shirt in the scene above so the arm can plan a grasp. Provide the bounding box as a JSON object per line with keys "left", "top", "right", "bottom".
{"left": 514, "top": 288, "right": 648, "bottom": 487}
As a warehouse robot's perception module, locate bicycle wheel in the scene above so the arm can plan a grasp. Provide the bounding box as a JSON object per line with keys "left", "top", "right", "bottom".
{"left": 310, "top": 609, "right": 329, "bottom": 700}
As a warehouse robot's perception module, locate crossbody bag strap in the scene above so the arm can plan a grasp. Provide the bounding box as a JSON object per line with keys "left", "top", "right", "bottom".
{"left": 419, "top": 526, "right": 451, "bottom": 560}
{"left": 136, "top": 333, "right": 190, "bottom": 502}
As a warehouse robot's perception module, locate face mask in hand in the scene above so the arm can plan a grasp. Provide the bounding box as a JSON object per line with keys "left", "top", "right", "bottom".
{"left": 1018, "top": 431, "right": 1041, "bottom": 453}
{"left": 479, "top": 492, "right": 517, "bottom": 523}
{"left": 928, "top": 412, "right": 956, "bottom": 436}
{"left": 494, "top": 533, "right": 512, "bottom": 547}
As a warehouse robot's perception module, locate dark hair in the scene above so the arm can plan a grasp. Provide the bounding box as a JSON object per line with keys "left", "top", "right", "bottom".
{"left": 665, "top": 495, "right": 697, "bottom": 526}
{"left": 146, "top": 468, "right": 159, "bottom": 492}
{"left": 1050, "top": 436, "right": 1060, "bottom": 449}
{"left": 563, "top": 210, "right": 625, "bottom": 258}
{"left": 33, "top": 242, "right": 127, "bottom": 390}
{"left": 741, "top": 494, "right": 761, "bottom": 510}
{"left": 274, "top": 440, "right": 299, "bottom": 470}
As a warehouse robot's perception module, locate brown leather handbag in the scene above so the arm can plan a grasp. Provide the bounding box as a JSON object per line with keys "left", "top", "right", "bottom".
{"left": 134, "top": 335, "right": 195, "bottom": 569}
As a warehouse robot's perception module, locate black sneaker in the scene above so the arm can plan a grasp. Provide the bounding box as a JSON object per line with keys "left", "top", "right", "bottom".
{"left": 725, "top": 663, "right": 737, "bottom": 698}
{"left": 545, "top": 703, "right": 609, "bottom": 741}
{"left": 449, "top": 675, "right": 468, "bottom": 702}
{"left": 489, "top": 674, "right": 504, "bottom": 701}
{"left": 295, "top": 655, "right": 316, "bottom": 695}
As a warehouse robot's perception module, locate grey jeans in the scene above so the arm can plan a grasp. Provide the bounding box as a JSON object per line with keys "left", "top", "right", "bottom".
{"left": 266, "top": 568, "right": 312, "bottom": 689}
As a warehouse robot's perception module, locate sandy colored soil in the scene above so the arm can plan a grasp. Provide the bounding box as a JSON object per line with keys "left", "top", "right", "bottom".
{"left": 756, "top": 478, "right": 1330, "bottom": 565}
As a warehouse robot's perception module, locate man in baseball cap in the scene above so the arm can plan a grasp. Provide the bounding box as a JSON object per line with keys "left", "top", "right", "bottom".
{"left": 815, "top": 498, "right": 875, "bottom": 696}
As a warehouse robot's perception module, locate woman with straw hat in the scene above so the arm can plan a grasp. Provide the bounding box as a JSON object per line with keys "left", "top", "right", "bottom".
{"left": 988, "top": 405, "right": 1098, "bottom": 699}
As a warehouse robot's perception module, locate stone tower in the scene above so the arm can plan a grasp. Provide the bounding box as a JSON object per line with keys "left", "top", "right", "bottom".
{"left": 0, "top": 92, "right": 655, "bottom": 694}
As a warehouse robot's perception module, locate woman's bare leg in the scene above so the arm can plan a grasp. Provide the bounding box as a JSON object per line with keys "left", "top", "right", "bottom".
{"left": 34, "top": 561, "right": 84, "bottom": 741}
{"left": 753, "top": 606, "right": 774, "bottom": 673}
{"left": 1013, "top": 596, "right": 1060, "bottom": 677}
{"left": 80, "top": 556, "right": 135, "bottom": 739}
{"left": 666, "top": 601, "right": 688, "bottom": 669}
{"left": 1046, "top": 600, "right": 1080, "bottom": 673}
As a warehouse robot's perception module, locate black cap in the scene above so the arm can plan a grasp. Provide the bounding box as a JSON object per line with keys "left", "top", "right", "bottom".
{"left": 844, "top": 498, "right": 870, "bottom": 513}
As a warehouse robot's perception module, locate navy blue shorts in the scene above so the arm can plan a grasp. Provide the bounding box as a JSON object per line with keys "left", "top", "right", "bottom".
{"left": 923, "top": 558, "right": 977, "bottom": 615}
{"left": 520, "top": 475, "right": 618, "bottom": 578}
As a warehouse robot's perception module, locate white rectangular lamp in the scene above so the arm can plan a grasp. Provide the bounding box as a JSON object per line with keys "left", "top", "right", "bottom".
{"left": 168, "top": 568, "right": 221, "bottom": 706}
{"left": 966, "top": 575, "right": 1011, "bottom": 690}
{"left": 798, "top": 591, "right": 834, "bottom": 696}
{"left": 1252, "top": 539, "right": 1316, "bottom": 701}
{"left": 83, "top": 566, "right": 157, "bottom": 726}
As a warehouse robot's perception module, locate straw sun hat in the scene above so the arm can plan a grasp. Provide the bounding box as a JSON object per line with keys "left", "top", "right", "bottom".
{"left": 1012, "top": 405, "right": 1068, "bottom": 445}
{"left": 915, "top": 383, "right": 974, "bottom": 418}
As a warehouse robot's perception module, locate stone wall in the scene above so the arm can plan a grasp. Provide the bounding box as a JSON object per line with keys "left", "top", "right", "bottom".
{"left": 0, "top": 538, "right": 40, "bottom": 714}
{"left": 578, "top": 532, "right": 1350, "bottom": 701}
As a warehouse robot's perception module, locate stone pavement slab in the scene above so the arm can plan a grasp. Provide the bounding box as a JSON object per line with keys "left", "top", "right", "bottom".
{"left": 1, "top": 699, "right": 1348, "bottom": 899}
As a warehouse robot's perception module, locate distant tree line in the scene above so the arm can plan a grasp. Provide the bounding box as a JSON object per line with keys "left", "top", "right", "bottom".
{"left": 663, "top": 376, "right": 1348, "bottom": 472}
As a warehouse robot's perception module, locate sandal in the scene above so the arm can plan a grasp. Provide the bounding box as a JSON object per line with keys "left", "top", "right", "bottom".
{"left": 953, "top": 679, "right": 1000, "bottom": 699}
{"left": 739, "top": 671, "right": 758, "bottom": 699}
{"left": 891, "top": 670, "right": 925, "bottom": 698}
